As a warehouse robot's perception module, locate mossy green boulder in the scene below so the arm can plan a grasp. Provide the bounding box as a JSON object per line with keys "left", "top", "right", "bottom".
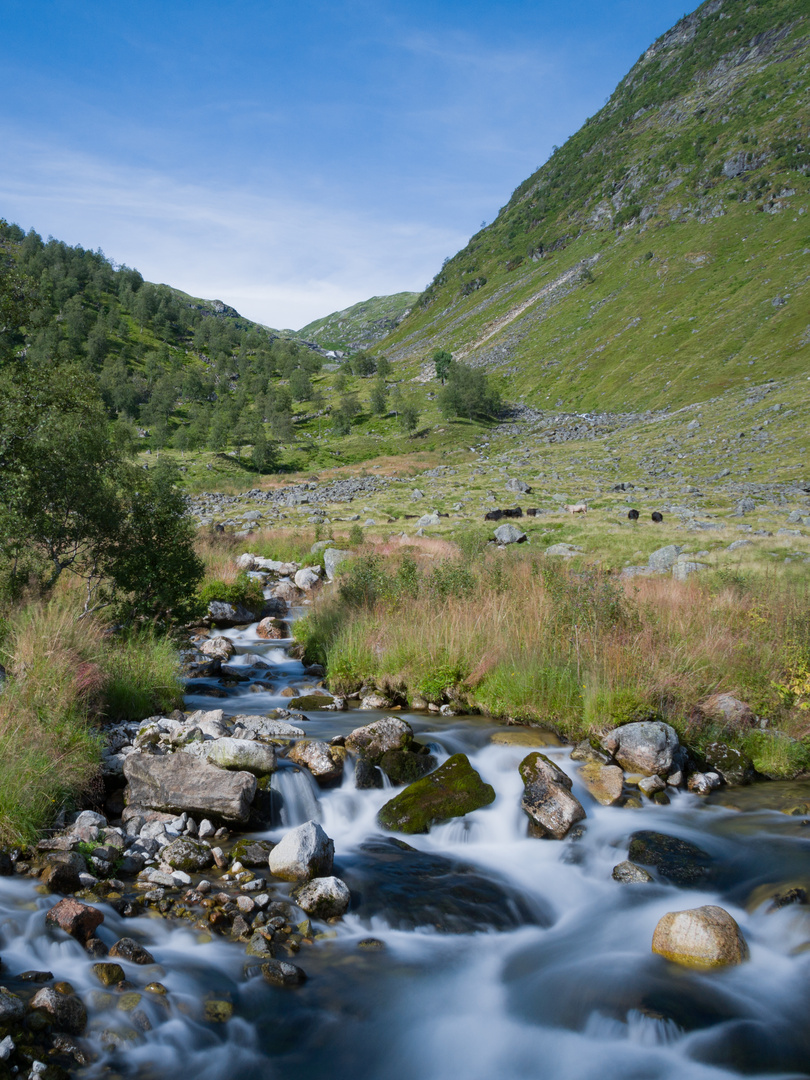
{"left": 377, "top": 753, "right": 495, "bottom": 834}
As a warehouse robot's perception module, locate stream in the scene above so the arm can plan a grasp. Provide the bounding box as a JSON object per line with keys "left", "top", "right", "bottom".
{"left": 2, "top": 606, "right": 810, "bottom": 1078}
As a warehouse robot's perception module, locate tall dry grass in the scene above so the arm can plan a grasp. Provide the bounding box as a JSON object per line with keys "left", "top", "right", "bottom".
{"left": 0, "top": 588, "right": 185, "bottom": 844}
{"left": 297, "top": 548, "right": 810, "bottom": 775}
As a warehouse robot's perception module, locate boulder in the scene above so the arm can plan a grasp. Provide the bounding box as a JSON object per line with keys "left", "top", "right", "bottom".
{"left": 187, "top": 737, "right": 277, "bottom": 776}
{"left": 545, "top": 543, "right": 580, "bottom": 558}
{"left": 41, "top": 861, "right": 82, "bottom": 894}
{"left": 701, "top": 742, "right": 756, "bottom": 786}
{"left": 30, "top": 987, "right": 87, "bottom": 1034}
{"left": 687, "top": 771, "right": 722, "bottom": 795}
{"left": 627, "top": 830, "right": 712, "bottom": 886}
{"left": 198, "top": 637, "right": 236, "bottom": 661}
{"left": 207, "top": 600, "right": 262, "bottom": 626}
{"left": 270, "top": 582, "right": 299, "bottom": 604}
{"left": 506, "top": 478, "right": 531, "bottom": 493}
{"left": 652, "top": 905, "right": 749, "bottom": 968}
{"left": 579, "top": 763, "right": 624, "bottom": 806}
{"left": 288, "top": 741, "right": 344, "bottom": 786}
{"left": 417, "top": 513, "right": 441, "bottom": 528}
{"left": 45, "top": 898, "right": 104, "bottom": 942}
{"left": 323, "top": 548, "right": 351, "bottom": 580}
{"left": 294, "top": 566, "right": 322, "bottom": 591}
{"left": 292, "top": 876, "right": 351, "bottom": 918}
{"left": 602, "top": 721, "right": 680, "bottom": 777}
{"left": 236, "top": 553, "right": 257, "bottom": 571}
{"left": 267, "top": 820, "right": 334, "bottom": 882}
{"left": 238, "top": 715, "right": 306, "bottom": 738}
{"left": 672, "top": 561, "right": 707, "bottom": 581}
{"left": 256, "top": 618, "right": 288, "bottom": 639}
{"left": 519, "top": 753, "right": 586, "bottom": 839}
{"left": 377, "top": 754, "right": 495, "bottom": 834}
{"left": 494, "top": 523, "right": 526, "bottom": 545}
{"left": 648, "top": 545, "right": 682, "bottom": 573}
{"left": 345, "top": 717, "right": 414, "bottom": 763}
{"left": 124, "top": 752, "right": 257, "bottom": 823}
{"left": 161, "top": 837, "right": 214, "bottom": 872}
{"left": 360, "top": 692, "right": 393, "bottom": 710}
{"left": 699, "top": 693, "right": 755, "bottom": 729}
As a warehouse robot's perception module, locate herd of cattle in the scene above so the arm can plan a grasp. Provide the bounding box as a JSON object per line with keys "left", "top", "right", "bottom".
{"left": 484, "top": 505, "right": 664, "bottom": 523}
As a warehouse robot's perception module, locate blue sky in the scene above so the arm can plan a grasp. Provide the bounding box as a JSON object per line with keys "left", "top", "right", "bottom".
{"left": 1, "top": 0, "right": 695, "bottom": 329}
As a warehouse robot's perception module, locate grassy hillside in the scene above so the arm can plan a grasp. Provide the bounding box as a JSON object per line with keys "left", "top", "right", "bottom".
{"left": 298, "top": 291, "right": 420, "bottom": 352}
{"left": 379, "top": 0, "right": 809, "bottom": 430}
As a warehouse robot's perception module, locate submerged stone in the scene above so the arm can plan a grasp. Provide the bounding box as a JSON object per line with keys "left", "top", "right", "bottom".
{"left": 628, "top": 830, "right": 713, "bottom": 887}
{"left": 339, "top": 837, "right": 548, "bottom": 933}
{"left": 377, "top": 753, "right": 495, "bottom": 834}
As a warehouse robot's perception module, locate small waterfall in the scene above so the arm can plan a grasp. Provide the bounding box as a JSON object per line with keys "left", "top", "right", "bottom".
{"left": 271, "top": 766, "right": 321, "bottom": 826}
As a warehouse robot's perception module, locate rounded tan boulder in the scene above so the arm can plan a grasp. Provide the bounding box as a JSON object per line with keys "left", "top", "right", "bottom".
{"left": 652, "top": 904, "right": 749, "bottom": 968}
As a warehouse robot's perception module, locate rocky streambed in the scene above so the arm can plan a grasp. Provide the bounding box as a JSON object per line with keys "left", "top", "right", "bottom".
{"left": 2, "top": 571, "right": 810, "bottom": 1079}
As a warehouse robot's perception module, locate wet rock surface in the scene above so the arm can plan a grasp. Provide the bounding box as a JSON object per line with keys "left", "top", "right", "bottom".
{"left": 628, "top": 831, "right": 714, "bottom": 886}
{"left": 377, "top": 753, "right": 495, "bottom": 834}
{"left": 519, "top": 753, "right": 586, "bottom": 839}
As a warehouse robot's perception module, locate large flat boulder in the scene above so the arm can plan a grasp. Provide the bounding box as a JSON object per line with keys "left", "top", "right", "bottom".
{"left": 124, "top": 752, "right": 256, "bottom": 823}
{"left": 377, "top": 754, "right": 495, "bottom": 834}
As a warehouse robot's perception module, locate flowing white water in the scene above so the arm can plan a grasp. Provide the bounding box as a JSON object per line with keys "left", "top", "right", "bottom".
{"left": 3, "top": 617, "right": 810, "bottom": 1079}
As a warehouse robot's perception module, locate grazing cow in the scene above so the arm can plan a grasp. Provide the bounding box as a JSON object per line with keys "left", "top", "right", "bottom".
{"left": 627, "top": 509, "right": 639, "bottom": 522}
{"left": 651, "top": 511, "right": 664, "bottom": 523}
{"left": 564, "top": 503, "right": 588, "bottom": 515}
{"left": 526, "top": 508, "right": 541, "bottom": 517}
{"left": 484, "top": 507, "right": 523, "bottom": 521}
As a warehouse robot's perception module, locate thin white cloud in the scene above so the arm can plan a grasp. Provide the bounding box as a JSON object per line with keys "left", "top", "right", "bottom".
{"left": 0, "top": 131, "right": 466, "bottom": 328}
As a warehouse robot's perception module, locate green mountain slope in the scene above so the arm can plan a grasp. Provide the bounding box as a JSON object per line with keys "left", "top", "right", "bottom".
{"left": 298, "top": 292, "right": 419, "bottom": 352}
{"left": 380, "top": 0, "right": 809, "bottom": 420}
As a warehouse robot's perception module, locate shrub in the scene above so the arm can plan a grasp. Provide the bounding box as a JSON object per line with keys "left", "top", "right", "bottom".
{"left": 199, "top": 571, "right": 264, "bottom": 611}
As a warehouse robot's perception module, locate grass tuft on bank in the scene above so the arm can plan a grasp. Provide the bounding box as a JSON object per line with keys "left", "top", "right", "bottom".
{"left": 0, "top": 592, "right": 184, "bottom": 845}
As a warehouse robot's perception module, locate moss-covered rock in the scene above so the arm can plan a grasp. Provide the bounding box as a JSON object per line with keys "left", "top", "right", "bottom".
{"left": 162, "top": 838, "right": 214, "bottom": 873}
{"left": 377, "top": 754, "right": 495, "bottom": 834}
{"left": 379, "top": 749, "right": 437, "bottom": 786}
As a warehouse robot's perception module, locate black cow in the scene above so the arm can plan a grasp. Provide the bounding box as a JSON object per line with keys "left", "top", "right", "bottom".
{"left": 484, "top": 507, "right": 523, "bottom": 521}
{"left": 651, "top": 511, "right": 664, "bottom": 523}
{"left": 627, "top": 509, "right": 639, "bottom": 522}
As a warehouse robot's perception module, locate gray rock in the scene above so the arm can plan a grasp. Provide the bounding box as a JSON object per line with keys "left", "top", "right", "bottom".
{"left": 648, "top": 545, "right": 681, "bottom": 573}
{"left": 638, "top": 775, "right": 666, "bottom": 797}
{"left": 0, "top": 988, "right": 24, "bottom": 1022}
{"left": 292, "top": 876, "right": 351, "bottom": 918}
{"left": 519, "top": 753, "right": 586, "bottom": 839}
{"left": 288, "top": 741, "right": 344, "bottom": 786}
{"left": 494, "top": 523, "right": 527, "bottom": 545}
{"left": 579, "top": 763, "right": 624, "bottom": 805}
{"left": 323, "top": 548, "right": 351, "bottom": 580}
{"left": 345, "top": 717, "right": 414, "bottom": 763}
{"left": 73, "top": 810, "right": 107, "bottom": 830}
{"left": 545, "top": 543, "right": 580, "bottom": 558}
{"left": 124, "top": 752, "right": 257, "bottom": 823}
{"left": 185, "top": 737, "right": 277, "bottom": 776}
{"left": 612, "top": 861, "right": 653, "bottom": 884}
{"left": 161, "top": 837, "right": 214, "bottom": 872}
{"left": 267, "top": 821, "right": 334, "bottom": 882}
{"left": 506, "top": 478, "right": 532, "bottom": 493}
{"left": 417, "top": 513, "right": 441, "bottom": 528}
{"left": 700, "top": 693, "right": 755, "bottom": 728}
{"left": 734, "top": 498, "right": 756, "bottom": 515}
{"left": 687, "top": 771, "right": 723, "bottom": 795}
{"left": 294, "top": 566, "right": 323, "bottom": 591}
{"left": 232, "top": 715, "right": 305, "bottom": 738}
{"left": 727, "top": 539, "right": 753, "bottom": 552}
{"left": 198, "top": 636, "right": 236, "bottom": 661}
{"left": 602, "top": 722, "right": 680, "bottom": 777}
{"left": 30, "top": 988, "right": 87, "bottom": 1034}
{"left": 672, "top": 561, "right": 707, "bottom": 580}
{"left": 207, "top": 600, "right": 262, "bottom": 625}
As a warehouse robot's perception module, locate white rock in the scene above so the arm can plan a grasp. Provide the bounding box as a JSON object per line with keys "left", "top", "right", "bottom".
{"left": 292, "top": 875, "right": 351, "bottom": 918}
{"left": 267, "top": 820, "right": 334, "bottom": 882}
